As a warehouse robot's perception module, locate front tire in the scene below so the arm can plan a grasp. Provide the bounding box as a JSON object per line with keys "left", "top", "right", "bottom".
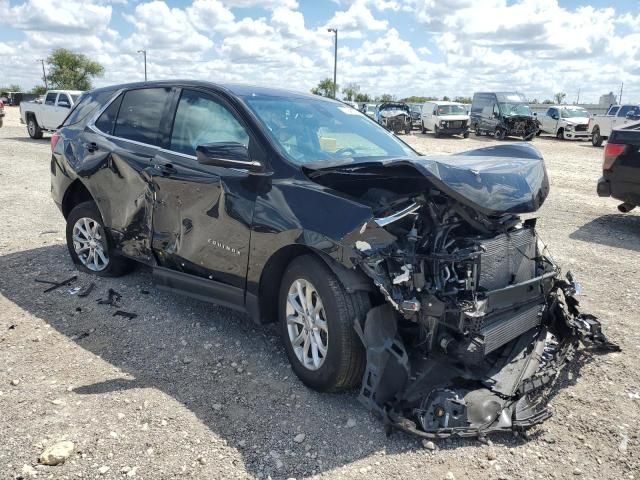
{"left": 66, "top": 201, "right": 131, "bottom": 277}
{"left": 421, "top": 121, "right": 427, "bottom": 134}
{"left": 556, "top": 128, "right": 564, "bottom": 140}
{"left": 27, "top": 116, "right": 43, "bottom": 139}
{"left": 279, "top": 255, "right": 370, "bottom": 392}
{"left": 463, "top": 131, "right": 470, "bottom": 138}
{"left": 495, "top": 128, "right": 506, "bottom": 140}
{"left": 434, "top": 126, "right": 441, "bottom": 138}
{"left": 592, "top": 127, "right": 603, "bottom": 147}
{"left": 474, "top": 124, "right": 482, "bottom": 136}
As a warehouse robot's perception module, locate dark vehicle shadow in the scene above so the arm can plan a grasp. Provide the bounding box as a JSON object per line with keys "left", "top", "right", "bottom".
{"left": 570, "top": 213, "right": 640, "bottom": 252}
{"left": 2, "top": 135, "right": 50, "bottom": 143}
{"left": 0, "top": 246, "right": 592, "bottom": 476}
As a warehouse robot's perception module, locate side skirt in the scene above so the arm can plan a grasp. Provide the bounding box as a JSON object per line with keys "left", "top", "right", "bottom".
{"left": 153, "top": 267, "right": 247, "bottom": 313}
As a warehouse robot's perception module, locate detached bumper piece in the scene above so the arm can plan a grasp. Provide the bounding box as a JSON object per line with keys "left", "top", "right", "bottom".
{"left": 357, "top": 274, "right": 619, "bottom": 439}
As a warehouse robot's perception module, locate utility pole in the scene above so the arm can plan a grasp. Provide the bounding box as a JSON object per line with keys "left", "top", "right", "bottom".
{"left": 327, "top": 28, "right": 337, "bottom": 98}
{"left": 619, "top": 82, "right": 624, "bottom": 104}
{"left": 576, "top": 88, "right": 580, "bottom": 105}
{"left": 38, "top": 59, "right": 48, "bottom": 90}
{"left": 137, "top": 50, "right": 147, "bottom": 82}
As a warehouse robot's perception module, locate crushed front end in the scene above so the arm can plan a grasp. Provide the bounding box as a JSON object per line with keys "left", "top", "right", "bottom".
{"left": 307, "top": 148, "right": 619, "bottom": 438}
{"left": 503, "top": 115, "right": 538, "bottom": 140}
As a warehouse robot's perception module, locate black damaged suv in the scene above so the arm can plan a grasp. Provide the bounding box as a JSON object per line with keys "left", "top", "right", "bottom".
{"left": 52, "top": 81, "right": 616, "bottom": 439}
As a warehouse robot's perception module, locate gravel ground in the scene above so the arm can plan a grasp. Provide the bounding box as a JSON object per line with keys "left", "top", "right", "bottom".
{"left": 0, "top": 105, "right": 638, "bottom": 480}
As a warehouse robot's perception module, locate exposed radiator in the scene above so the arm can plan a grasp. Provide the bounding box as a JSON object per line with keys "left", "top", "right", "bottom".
{"left": 478, "top": 228, "right": 536, "bottom": 291}
{"left": 481, "top": 303, "right": 542, "bottom": 354}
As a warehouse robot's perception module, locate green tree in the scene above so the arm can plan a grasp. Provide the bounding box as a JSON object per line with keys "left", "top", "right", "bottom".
{"left": 311, "top": 78, "right": 337, "bottom": 98}
{"left": 542, "top": 99, "right": 554, "bottom": 104}
{"left": 31, "top": 85, "right": 47, "bottom": 95}
{"left": 378, "top": 93, "right": 395, "bottom": 102}
{"left": 453, "top": 96, "right": 472, "bottom": 104}
{"left": 354, "top": 92, "right": 371, "bottom": 103}
{"left": 46, "top": 48, "right": 104, "bottom": 91}
{"left": 530, "top": 98, "right": 539, "bottom": 104}
{"left": 401, "top": 96, "right": 438, "bottom": 103}
{"left": 554, "top": 92, "right": 566, "bottom": 104}
{"left": 342, "top": 82, "right": 360, "bottom": 101}
{"left": 442, "top": 95, "right": 451, "bottom": 101}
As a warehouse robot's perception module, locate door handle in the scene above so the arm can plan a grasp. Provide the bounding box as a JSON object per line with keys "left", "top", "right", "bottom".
{"left": 156, "top": 163, "right": 177, "bottom": 176}
{"left": 86, "top": 142, "right": 98, "bottom": 153}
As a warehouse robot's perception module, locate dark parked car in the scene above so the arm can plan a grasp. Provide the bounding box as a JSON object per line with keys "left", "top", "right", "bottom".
{"left": 51, "top": 81, "right": 617, "bottom": 438}
{"left": 471, "top": 92, "right": 538, "bottom": 140}
{"left": 597, "top": 120, "right": 640, "bottom": 213}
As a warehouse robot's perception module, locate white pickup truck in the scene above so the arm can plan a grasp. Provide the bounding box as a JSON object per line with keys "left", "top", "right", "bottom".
{"left": 588, "top": 104, "right": 640, "bottom": 146}
{"left": 536, "top": 105, "right": 591, "bottom": 140}
{"left": 20, "top": 89, "right": 83, "bottom": 139}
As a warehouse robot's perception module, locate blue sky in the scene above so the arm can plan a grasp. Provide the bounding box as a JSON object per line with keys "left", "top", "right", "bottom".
{"left": 0, "top": 0, "right": 639, "bottom": 102}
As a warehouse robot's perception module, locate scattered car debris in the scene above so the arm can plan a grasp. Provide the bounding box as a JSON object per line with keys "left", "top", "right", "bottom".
{"left": 8, "top": 325, "right": 15, "bottom": 330}
{"left": 97, "top": 288, "right": 121, "bottom": 307}
{"left": 140, "top": 289, "right": 150, "bottom": 295}
{"left": 68, "top": 286, "right": 81, "bottom": 295}
{"left": 35, "top": 275, "right": 78, "bottom": 293}
{"left": 77, "top": 282, "right": 96, "bottom": 297}
{"left": 113, "top": 310, "right": 138, "bottom": 320}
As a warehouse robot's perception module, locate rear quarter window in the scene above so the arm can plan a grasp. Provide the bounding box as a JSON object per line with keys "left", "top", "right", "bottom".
{"left": 94, "top": 94, "right": 124, "bottom": 135}
{"left": 63, "top": 90, "right": 117, "bottom": 127}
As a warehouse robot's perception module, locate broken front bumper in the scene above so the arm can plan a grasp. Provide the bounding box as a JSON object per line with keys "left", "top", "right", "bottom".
{"left": 356, "top": 273, "right": 619, "bottom": 439}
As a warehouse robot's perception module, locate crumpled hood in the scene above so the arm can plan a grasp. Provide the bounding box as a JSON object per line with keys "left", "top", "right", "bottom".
{"left": 303, "top": 143, "right": 549, "bottom": 216}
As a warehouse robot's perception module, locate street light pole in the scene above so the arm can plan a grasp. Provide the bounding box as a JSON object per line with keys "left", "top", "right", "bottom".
{"left": 137, "top": 50, "right": 147, "bottom": 82}
{"left": 327, "top": 28, "right": 337, "bottom": 98}
{"left": 38, "top": 59, "right": 48, "bottom": 90}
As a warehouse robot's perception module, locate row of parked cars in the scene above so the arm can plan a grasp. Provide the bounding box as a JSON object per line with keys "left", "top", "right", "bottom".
{"left": 354, "top": 93, "right": 640, "bottom": 147}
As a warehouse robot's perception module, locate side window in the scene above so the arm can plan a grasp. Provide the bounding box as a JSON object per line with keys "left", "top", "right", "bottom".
{"left": 45, "top": 92, "right": 57, "bottom": 105}
{"left": 95, "top": 94, "right": 123, "bottom": 135}
{"left": 63, "top": 90, "right": 116, "bottom": 127}
{"left": 493, "top": 104, "right": 500, "bottom": 116}
{"left": 609, "top": 106, "right": 620, "bottom": 116}
{"left": 57, "top": 94, "right": 71, "bottom": 108}
{"left": 169, "top": 89, "right": 249, "bottom": 157}
{"left": 113, "top": 88, "right": 171, "bottom": 146}
{"left": 545, "top": 108, "right": 554, "bottom": 117}
{"left": 617, "top": 105, "right": 633, "bottom": 117}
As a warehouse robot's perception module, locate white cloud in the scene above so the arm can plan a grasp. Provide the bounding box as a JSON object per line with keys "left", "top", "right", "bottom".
{"left": 0, "top": 0, "right": 112, "bottom": 33}
{"left": 324, "top": 0, "right": 388, "bottom": 38}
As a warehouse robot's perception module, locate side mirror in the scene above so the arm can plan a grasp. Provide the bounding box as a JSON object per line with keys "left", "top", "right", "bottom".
{"left": 551, "top": 114, "right": 558, "bottom": 120}
{"left": 58, "top": 101, "right": 70, "bottom": 108}
{"left": 196, "top": 142, "right": 263, "bottom": 173}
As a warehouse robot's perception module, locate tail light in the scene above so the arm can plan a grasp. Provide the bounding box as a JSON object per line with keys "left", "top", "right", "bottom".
{"left": 51, "top": 132, "right": 61, "bottom": 152}
{"left": 603, "top": 143, "right": 626, "bottom": 172}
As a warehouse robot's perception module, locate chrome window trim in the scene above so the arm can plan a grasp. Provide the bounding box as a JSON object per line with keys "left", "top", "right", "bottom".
{"left": 87, "top": 88, "right": 252, "bottom": 173}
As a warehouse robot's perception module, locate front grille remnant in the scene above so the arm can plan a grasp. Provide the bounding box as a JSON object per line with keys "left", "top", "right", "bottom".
{"left": 479, "top": 228, "right": 536, "bottom": 291}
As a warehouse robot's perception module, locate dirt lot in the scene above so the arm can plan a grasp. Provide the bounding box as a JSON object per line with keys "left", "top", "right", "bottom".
{"left": 0, "top": 105, "right": 638, "bottom": 480}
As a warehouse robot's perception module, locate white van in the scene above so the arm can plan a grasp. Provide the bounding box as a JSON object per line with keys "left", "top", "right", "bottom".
{"left": 421, "top": 101, "right": 470, "bottom": 138}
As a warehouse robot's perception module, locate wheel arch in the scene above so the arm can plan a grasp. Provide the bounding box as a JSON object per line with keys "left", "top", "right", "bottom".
{"left": 61, "top": 180, "right": 97, "bottom": 219}
{"left": 252, "top": 244, "right": 374, "bottom": 324}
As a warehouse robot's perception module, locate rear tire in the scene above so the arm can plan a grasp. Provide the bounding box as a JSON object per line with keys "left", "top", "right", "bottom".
{"left": 27, "top": 116, "right": 43, "bottom": 139}
{"left": 279, "top": 255, "right": 370, "bottom": 392}
{"left": 592, "top": 127, "right": 603, "bottom": 147}
{"left": 66, "top": 201, "right": 132, "bottom": 277}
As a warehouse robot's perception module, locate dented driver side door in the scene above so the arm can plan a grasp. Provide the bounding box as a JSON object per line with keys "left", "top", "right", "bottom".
{"left": 149, "top": 88, "right": 256, "bottom": 294}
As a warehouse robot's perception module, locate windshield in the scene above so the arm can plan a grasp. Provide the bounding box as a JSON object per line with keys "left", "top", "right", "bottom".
{"left": 366, "top": 105, "right": 376, "bottom": 113}
{"left": 499, "top": 102, "right": 532, "bottom": 116}
{"left": 242, "top": 96, "right": 417, "bottom": 165}
{"left": 561, "top": 108, "right": 588, "bottom": 118}
{"left": 411, "top": 104, "right": 422, "bottom": 113}
{"left": 437, "top": 105, "right": 467, "bottom": 115}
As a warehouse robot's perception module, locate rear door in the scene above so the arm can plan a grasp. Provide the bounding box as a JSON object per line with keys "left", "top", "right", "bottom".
{"left": 41, "top": 92, "right": 58, "bottom": 129}
{"left": 149, "top": 87, "right": 257, "bottom": 296}
{"left": 85, "top": 87, "right": 173, "bottom": 262}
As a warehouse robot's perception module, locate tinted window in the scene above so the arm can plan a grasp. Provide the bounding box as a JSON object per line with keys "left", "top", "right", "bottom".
{"left": 45, "top": 92, "right": 57, "bottom": 105}
{"left": 63, "top": 90, "right": 117, "bottom": 127}
{"left": 170, "top": 89, "right": 249, "bottom": 156}
{"left": 609, "top": 106, "right": 620, "bottom": 116}
{"left": 113, "top": 88, "right": 171, "bottom": 146}
{"left": 95, "top": 94, "right": 123, "bottom": 135}
{"left": 617, "top": 105, "right": 635, "bottom": 117}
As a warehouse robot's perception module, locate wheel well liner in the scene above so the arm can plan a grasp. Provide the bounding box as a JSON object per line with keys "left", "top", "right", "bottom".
{"left": 62, "top": 180, "right": 94, "bottom": 219}
{"left": 256, "top": 244, "right": 374, "bottom": 324}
